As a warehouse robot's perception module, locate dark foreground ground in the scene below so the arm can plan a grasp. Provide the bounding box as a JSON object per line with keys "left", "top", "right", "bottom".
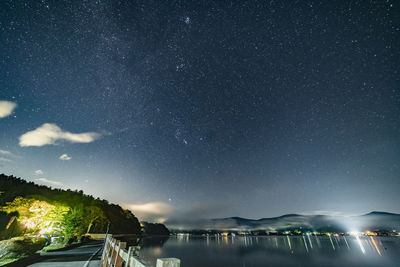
{"left": 26, "top": 241, "right": 103, "bottom": 267}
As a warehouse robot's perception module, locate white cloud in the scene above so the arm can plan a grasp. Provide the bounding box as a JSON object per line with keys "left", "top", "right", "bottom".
{"left": 0, "top": 149, "right": 15, "bottom": 164}
{"left": 34, "top": 169, "right": 44, "bottom": 175}
{"left": 59, "top": 154, "right": 71, "bottom": 160}
{"left": 0, "top": 101, "right": 17, "bottom": 118}
{"left": 35, "top": 177, "right": 64, "bottom": 187}
{"left": 19, "top": 123, "right": 101, "bottom": 147}
{"left": 0, "top": 149, "right": 12, "bottom": 155}
{"left": 123, "top": 202, "right": 175, "bottom": 223}
{"left": 0, "top": 157, "right": 12, "bottom": 162}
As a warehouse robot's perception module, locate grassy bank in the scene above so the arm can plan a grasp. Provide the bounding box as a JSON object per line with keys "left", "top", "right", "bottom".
{"left": 0, "top": 236, "right": 46, "bottom": 266}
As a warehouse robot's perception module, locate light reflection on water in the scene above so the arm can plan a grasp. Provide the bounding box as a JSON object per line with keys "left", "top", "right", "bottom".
{"left": 138, "top": 235, "right": 400, "bottom": 267}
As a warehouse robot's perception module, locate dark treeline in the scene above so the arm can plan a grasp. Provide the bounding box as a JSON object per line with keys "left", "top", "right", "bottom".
{"left": 0, "top": 174, "right": 141, "bottom": 240}
{"left": 142, "top": 222, "right": 170, "bottom": 236}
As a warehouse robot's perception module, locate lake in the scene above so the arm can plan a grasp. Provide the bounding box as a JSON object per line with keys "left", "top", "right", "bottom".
{"left": 137, "top": 235, "right": 400, "bottom": 267}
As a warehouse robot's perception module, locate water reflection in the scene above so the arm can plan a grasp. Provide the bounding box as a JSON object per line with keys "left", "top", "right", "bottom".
{"left": 370, "top": 236, "right": 382, "bottom": 256}
{"left": 119, "top": 235, "right": 170, "bottom": 248}
{"left": 141, "top": 236, "right": 169, "bottom": 248}
{"left": 139, "top": 235, "right": 400, "bottom": 267}
{"left": 355, "top": 234, "right": 366, "bottom": 254}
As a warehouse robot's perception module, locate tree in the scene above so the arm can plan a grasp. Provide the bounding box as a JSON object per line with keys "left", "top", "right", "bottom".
{"left": 0, "top": 174, "right": 143, "bottom": 238}
{"left": 142, "top": 222, "right": 170, "bottom": 236}
{"left": 1, "top": 197, "right": 69, "bottom": 235}
{"left": 84, "top": 206, "right": 107, "bottom": 234}
{"left": 62, "top": 206, "right": 85, "bottom": 242}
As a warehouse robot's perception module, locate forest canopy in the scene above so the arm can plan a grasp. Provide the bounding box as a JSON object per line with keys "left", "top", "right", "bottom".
{"left": 0, "top": 174, "right": 141, "bottom": 240}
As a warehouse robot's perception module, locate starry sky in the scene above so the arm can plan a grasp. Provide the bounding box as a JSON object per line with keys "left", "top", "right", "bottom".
{"left": 0, "top": 0, "right": 399, "bottom": 224}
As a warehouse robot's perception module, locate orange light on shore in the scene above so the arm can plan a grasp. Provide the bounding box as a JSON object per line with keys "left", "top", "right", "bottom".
{"left": 364, "top": 231, "right": 377, "bottom": 236}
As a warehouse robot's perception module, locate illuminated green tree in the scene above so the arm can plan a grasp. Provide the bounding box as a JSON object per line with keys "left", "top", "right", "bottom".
{"left": 84, "top": 206, "right": 107, "bottom": 234}
{"left": 62, "top": 206, "right": 86, "bottom": 241}
{"left": 0, "top": 174, "right": 143, "bottom": 236}
{"left": 1, "top": 197, "right": 69, "bottom": 234}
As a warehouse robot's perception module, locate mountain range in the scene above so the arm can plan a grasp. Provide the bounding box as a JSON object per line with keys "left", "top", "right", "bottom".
{"left": 168, "top": 211, "right": 400, "bottom": 232}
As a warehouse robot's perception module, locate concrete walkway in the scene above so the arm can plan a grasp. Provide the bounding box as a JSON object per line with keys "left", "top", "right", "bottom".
{"left": 28, "top": 241, "right": 103, "bottom": 267}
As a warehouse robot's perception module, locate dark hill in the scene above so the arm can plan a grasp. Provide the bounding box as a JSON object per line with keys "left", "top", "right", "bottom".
{"left": 168, "top": 212, "right": 400, "bottom": 232}
{"left": 0, "top": 173, "right": 141, "bottom": 238}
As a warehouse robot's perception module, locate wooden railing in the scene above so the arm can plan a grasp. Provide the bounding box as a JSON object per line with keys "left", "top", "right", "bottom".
{"left": 100, "top": 234, "right": 180, "bottom": 267}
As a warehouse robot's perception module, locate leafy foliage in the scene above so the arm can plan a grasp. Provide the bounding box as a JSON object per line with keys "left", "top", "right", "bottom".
{"left": 0, "top": 174, "right": 141, "bottom": 240}
{"left": 84, "top": 206, "right": 107, "bottom": 234}
{"left": 0, "top": 236, "right": 46, "bottom": 264}
{"left": 1, "top": 197, "right": 69, "bottom": 235}
{"left": 62, "top": 206, "right": 86, "bottom": 241}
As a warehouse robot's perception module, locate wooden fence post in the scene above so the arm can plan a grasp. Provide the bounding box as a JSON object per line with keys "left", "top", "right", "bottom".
{"left": 107, "top": 238, "right": 114, "bottom": 266}
{"left": 125, "top": 246, "right": 133, "bottom": 267}
{"left": 101, "top": 235, "right": 180, "bottom": 267}
{"left": 110, "top": 239, "right": 119, "bottom": 266}
{"left": 101, "top": 234, "right": 112, "bottom": 267}
{"left": 115, "top": 241, "right": 126, "bottom": 267}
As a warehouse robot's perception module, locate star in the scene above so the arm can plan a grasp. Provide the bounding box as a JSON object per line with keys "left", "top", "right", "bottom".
{"left": 184, "top": 16, "right": 190, "bottom": 24}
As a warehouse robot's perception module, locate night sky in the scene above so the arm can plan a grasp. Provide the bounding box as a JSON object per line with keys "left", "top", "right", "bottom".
{"left": 0, "top": 0, "right": 399, "bottom": 224}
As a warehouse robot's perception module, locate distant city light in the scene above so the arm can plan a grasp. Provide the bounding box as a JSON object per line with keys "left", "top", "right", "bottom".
{"left": 349, "top": 231, "right": 360, "bottom": 236}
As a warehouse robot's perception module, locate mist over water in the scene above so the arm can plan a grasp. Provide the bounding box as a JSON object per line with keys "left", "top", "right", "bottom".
{"left": 139, "top": 235, "right": 400, "bottom": 267}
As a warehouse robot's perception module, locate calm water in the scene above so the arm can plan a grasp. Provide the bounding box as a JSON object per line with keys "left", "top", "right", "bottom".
{"left": 137, "top": 235, "right": 400, "bottom": 267}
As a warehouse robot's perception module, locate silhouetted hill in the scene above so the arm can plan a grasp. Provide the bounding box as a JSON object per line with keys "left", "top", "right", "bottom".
{"left": 364, "top": 211, "right": 398, "bottom": 216}
{"left": 0, "top": 174, "right": 141, "bottom": 239}
{"left": 142, "top": 222, "right": 170, "bottom": 236}
{"left": 168, "top": 212, "right": 400, "bottom": 232}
